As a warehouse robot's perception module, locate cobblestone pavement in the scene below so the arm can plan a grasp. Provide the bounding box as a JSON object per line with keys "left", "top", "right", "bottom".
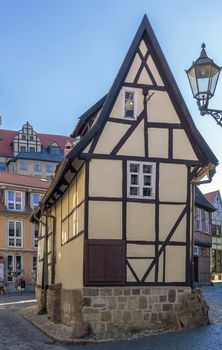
{"left": 65, "top": 284, "right": 222, "bottom": 350}
{"left": 0, "top": 293, "right": 65, "bottom": 350}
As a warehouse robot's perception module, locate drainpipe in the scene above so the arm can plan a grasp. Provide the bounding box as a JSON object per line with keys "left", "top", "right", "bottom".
{"left": 33, "top": 207, "right": 56, "bottom": 312}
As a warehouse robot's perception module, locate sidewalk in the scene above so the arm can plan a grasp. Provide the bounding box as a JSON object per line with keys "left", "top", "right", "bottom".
{"left": 19, "top": 305, "right": 167, "bottom": 345}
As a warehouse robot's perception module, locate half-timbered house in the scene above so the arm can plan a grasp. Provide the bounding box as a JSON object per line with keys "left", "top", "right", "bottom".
{"left": 31, "top": 15, "right": 218, "bottom": 333}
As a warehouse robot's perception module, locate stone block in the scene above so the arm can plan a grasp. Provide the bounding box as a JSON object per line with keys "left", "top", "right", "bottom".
{"left": 132, "top": 289, "right": 141, "bottom": 295}
{"left": 139, "top": 296, "right": 147, "bottom": 309}
{"left": 151, "top": 313, "right": 158, "bottom": 322}
{"left": 113, "top": 288, "right": 123, "bottom": 296}
{"left": 107, "top": 296, "right": 117, "bottom": 310}
{"left": 118, "top": 303, "right": 126, "bottom": 310}
{"left": 163, "top": 303, "right": 174, "bottom": 312}
{"left": 92, "top": 296, "right": 106, "bottom": 307}
{"left": 142, "top": 288, "right": 151, "bottom": 295}
{"left": 124, "top": 289, "right": 131, "bottom": 296}
{"left": 153, "top": 303, "right": 161, "bottom": 312}
{"left": 168, "top": 289, "right": 176, "bottom": 303}
{"left": 83, "top": 288, "right": 99, "bottom": 296}
{"left": 159, "top": 295, "right": 167, "bottom": 302}
{"left": 117, "top": 296, "right": 127, "bottom": 303}
{"left": 83, "top": 297, "right": 91, "bottom": 307}
{"left": 132, "top": 310, "right": 142, "bottom": 321}
{"left": 113, "top": 311, "right": 122, "bottom": 322}
{"left": 128, "top": 298, "right": 139, "bottom": 310}
{"left": 100, "top": 288, "right": 112, "bottom": 296}
{"left": 143, "top": 313, "right": 150, "bottom": 321}
{"left": 83, "top": 308, "right": 99, "bottom": 322}
{"left": 149, "top": 296, "right": 158, "bottom": 304}
{"left": 93, "top": 322, "right": 105, "bottom": 333}
{"left": 122, "top": 311, "right": 132, "bottom": 322}
{"left": 101, "top": 311, "right": 112, "bottom": 322}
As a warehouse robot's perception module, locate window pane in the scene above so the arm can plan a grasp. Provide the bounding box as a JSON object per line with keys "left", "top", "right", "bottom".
{"left": 130, "top": 164, "right": 139, "bottom": 173}
{"left": 130, "top": 187, "right": 139, "bottom": 196}
{"left": 144, "top": 175, "right": 151, "bottom": 186}
{"left": 16, "top": 222, "right": 21, "bottom": 237}
{"left": 143, "top": 187, "right": 151, "bottom": 197}
{"left": 9, "top": 222, "right": 14, "bottom": 236}
{"left": 8, "top": 191, "right": 14, "bottom": 201}
{"left": 131, "top": 174, "right": 138, "bottom": 185}
{"left": 15, "top": 204, "right": 21, "bottom": 210}
{"left": 15, "top": 192, "right": 21, "bottom": 201}
{"left": 16, "top": 239, "right": 21, "bottom": 247}
{"left": 143, "top": 164, "right": 152, "bottom": 173}
{"left": 125, "top": 91, "right": 134, "bottom": 119}
{"left": 9, "top": 239, "right": 14, "bottom": 246}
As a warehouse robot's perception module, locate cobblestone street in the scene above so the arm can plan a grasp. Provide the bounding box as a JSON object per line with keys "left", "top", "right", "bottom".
{"left": 1, "top": 285, "right": 222, "bottom": 349}
{"left": 0, "top": 294, "right": 65, "bottom": 350}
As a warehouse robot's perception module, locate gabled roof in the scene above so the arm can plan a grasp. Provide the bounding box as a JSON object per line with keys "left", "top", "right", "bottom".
{"left": 0, "top": 128, "right": 74, "bottom": 157}
{"left": 0, "top": 172, "right": 50, "bottom": 189}
{"left": 70, "top": 95, "right": 107, "bottom": 138}
{"left": 39, "top": 15, "right": 218, "bottom": 210}
{"left": 195, "top": 187, "right": 216, "bottom": 211}
{"left": 66, "top": 15, "right": 218, "bottom": 166}
{"left": 204, "top": 190, "right": 221, "bottom": 205}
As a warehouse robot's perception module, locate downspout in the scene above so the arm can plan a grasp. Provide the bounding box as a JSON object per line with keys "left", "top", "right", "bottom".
{"left": 33, "top": 207, "right": 56, "bottom": 312}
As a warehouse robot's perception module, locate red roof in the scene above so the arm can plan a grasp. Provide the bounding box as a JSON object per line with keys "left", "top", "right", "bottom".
{"left": 0, "top": 129, "right": 73, "bottom": 157}
{"left": 204, "top": 190, "right": 219, "bottom": 204}
{"left": 0, "top": 172, "right": 50, "bottom": 189}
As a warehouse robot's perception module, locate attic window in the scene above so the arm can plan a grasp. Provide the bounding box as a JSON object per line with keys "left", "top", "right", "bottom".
{"left": 127, "top": 161, "right": 156, "bottom": 199}
{"left": 123, "top": 89, "right": 136, "bottom": 119}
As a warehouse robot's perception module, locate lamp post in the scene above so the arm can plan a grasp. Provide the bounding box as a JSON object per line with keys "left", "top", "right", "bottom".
{"left": 186, "top": 43, "right": 222, "bottom": 126}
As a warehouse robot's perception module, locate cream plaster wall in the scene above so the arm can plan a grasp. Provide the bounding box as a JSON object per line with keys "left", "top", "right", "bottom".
{"left": 88, "top": 201, "right": 122, "bottom": 239}
{"left": 159, "top": 163, "right": 187, "bottom": 202}
{"left": 77, "top": 165, "right": 85, "bottom": 204}
{"left": 139, "top": 40, "right": 148, "bottom": 56}
{"left": 148, "top": 128, "right": 169, "bottom": 158}
{"left": 94, "top": 122, "right": 129, "bottom": 154}
{"left": 165, "top": 246, "right": 186, "bottom": 282}
{"left": 125, "top": 53, "right": 141, "bottom": 83}
{"left": 159, "top": 204, "right": 186, "bottom": 241}
{"left": 138, "top": 67, "right": 153, "bottom": 85}
{"left": 118, "top": 120, "right": 145, "bottom": 156}
{"left": 147, "top": 91, "right": 180, "bottom": 123}
{"left": 127, "top": 244, "right": 155, "bottom": 257}
{"left": 126, "top": 203, "right": 155, "bottom": 241}
{"left": 173, "top": 129, "right": 198, "bottom": 161}
{"left": 147, "top": 56, "right": 164, "bottom": 86}
{"left": 89, "top": 159, "right": 122, "bottom": 197}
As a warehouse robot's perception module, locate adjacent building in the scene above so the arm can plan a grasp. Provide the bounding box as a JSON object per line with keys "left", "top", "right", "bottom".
{"left": 0, "top": 121, "right": 73, "bottom": 178}
{"left": 31, "top": 15, "right": 218, "bottom": 333}
{"left": 194, "top": 187, "right": 215, "bottom": 284}
{"left": 0, "top": 173, "right": 50, "bottom": 291}
{"left": 204, "top": 190, "right": 222, "bottom": 281}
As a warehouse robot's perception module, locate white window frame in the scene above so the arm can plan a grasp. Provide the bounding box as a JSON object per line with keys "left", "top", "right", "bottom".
{"left": 20, "top": 145, "right": 27, "bottom": 152}
{"left": 127, "top": 161, "right": 156, "bottom": 199}
{"left": 195, "top": 207, "right": 202, "bottom": 231}
{"left": 29, "top": 146, "right": 36, "bottom": 152}
{"left": 8, "top": 221, "right": 23, "bottom": 248}
{"left": 122, "top": 87, "right": 137, "bottom": 120}
{"left": 6, "top": 190, "right": 23, "bottom": 211}
{"left": 34, "top": 161, "right": 41, "bottom": 172}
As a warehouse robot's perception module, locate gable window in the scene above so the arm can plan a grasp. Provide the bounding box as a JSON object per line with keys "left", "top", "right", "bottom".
{"left": 34, "top": 162, "right": 41, "bottom": 172}
{"left": 50, "top": 146, "right": 60, "bottom": 154}
{"left": 20, "top": 146, "right": 26, "bottom": 152}
{"left": 7, "top": 191, "right": 22, "bottom": 211}
{"left": 123, "top": 90, "right": 136, "bottom": 119}
{"left": 32, "top": 193, "right": 41, "bottom": 209}
{"left": 8, "top": 221, "right": 23, "bottom": 247}
{"left": 20, "top": 159, "right": 27, "bottom": 171}
{"left": 21, "top": 135, "right": 26, "bottom": 140}
{"left": 47, "top": 163, "right": 53, "bottom": 173}
{"left": 29, "top": 135, "right": 34, "bottom": 141}
{"left": 29, "top": 146, "right": 36, "bottom": 152}
{"left": 127, "top": 161, "right": 155, "bottom": 198}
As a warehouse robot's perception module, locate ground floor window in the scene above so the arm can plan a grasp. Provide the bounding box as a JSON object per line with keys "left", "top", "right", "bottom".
{"left": 7, "top": 255, "right": 22, "bottom": 282}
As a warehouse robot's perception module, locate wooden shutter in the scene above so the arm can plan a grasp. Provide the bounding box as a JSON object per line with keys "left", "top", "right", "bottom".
{"left": 84, "top": 239, "right": 125, "bottom": 286}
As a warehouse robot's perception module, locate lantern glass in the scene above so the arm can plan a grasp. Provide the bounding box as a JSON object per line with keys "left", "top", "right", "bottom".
{"left": 195, "top": 63, "right": 212, "bottom": 100}
{"left": 187, "top": 65, "right": 198, "bottom": 97}
{"left": 209, "top": 64, "right": 220, "bottom": 96}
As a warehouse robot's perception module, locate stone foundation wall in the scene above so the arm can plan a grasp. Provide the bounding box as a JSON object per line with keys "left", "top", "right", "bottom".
{"left": 82, "top": 286, "right": 191, "bottom": 334}
{"left": 36, "top": 285, "right": 191, "bottom": 335}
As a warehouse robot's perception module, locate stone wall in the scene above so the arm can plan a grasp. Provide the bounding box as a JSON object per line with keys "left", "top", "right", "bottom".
{"left": 36, "top": 285, "right": 191, "bottom": 335}
{"left": 82, "top": 286, "right": 191, "bottom": 334}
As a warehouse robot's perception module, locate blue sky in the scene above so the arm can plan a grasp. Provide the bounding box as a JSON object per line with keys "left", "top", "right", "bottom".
{"left": 0, "top": 0, "right": 222, "bottom": 193}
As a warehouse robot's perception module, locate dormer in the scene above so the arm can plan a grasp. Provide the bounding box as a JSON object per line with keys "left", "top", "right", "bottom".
{"left": 12, "top": 122, "right": 42, "bottom": 156}
{"left": 48, "top": 142, "right": 62, "bottom": 155}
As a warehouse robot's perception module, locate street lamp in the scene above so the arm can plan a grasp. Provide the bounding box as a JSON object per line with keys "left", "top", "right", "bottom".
{"left": 186, "top": 43, "right": 222, "bottom": 126}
